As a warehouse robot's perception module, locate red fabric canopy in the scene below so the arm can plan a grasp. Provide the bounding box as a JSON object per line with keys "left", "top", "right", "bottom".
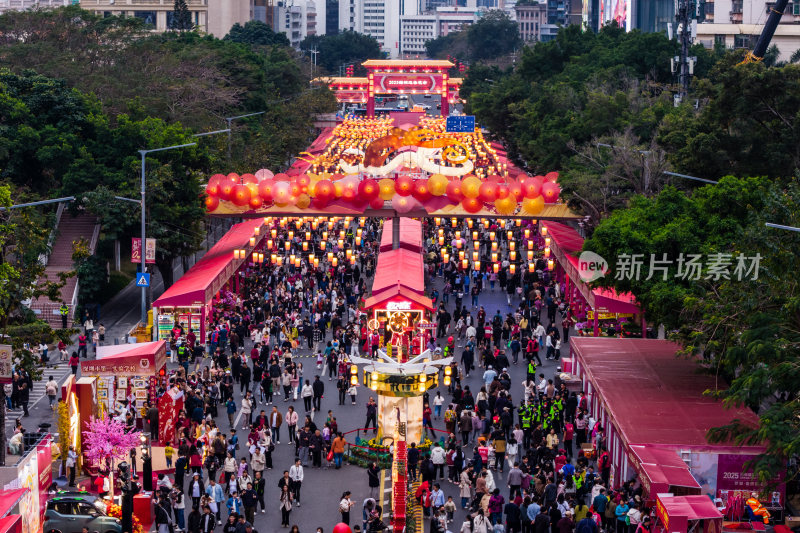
{"left": 371, "top": 248, "right": 425, "bottom": 295}
{"left": 84, "top": 340, "right": 167, "bottom": 377}
{"left": 0, "top": 489, "right": 27, "bottom": 518}
{"left": 379, "top": 218, "right": 423, "bottom": 253}
{"left": 543, "top": 222, "right": 584, "bottom": 253}
{"left": 572, "top": 338, "right": 761, "bottom": 451}
{"left": 0, "top": 515, "right": 21, "bottom": 533}
{"left": 153, "top": 219, "right": 266, "bottom": 308}
{"left": 659, "top": 495, "right": 723, "bottom": 521}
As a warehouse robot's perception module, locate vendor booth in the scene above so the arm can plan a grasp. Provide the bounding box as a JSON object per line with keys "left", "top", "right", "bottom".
{"left": 567, "top": 338, "right": 782, "bottom": 509}
{"left": 655, "top": 494, "right": 723, "bottom": 533}
{"left": 541, "top": 222, "right": 642, "bottom": 338}
{"left": 152, "top": 218, "right": 268, "bottom": 345}
{"left": 0, "top": 488, "right": 27, "bottom": 533}
{"left": 81, "top": 341, "right": 167, "bottom": 438}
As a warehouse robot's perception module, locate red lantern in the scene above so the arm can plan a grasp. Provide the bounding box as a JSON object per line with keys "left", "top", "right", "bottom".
{"left": 226, "top": 172, "right": 240, "bottom": 183}
{"left": 248, "top": 194, "right": 262, "bottom": 209}
{"left": 241, "top": 173, "right": 258, "bottom": 185}
{"left": 522, "top": 177, "right": 543, "bottom": 199}
{"left": 332, "top": 524, "right": 352, "bottom": 533}
{"left": 358, "top": 179, "right": 379, "bottom": 200}
{"left": 206, "top": 174, "right": 223, "bottom": 196}
{"left": 496, "top": 184, "right": 510, "bottom": 199}
{"left": 289, "top": 180, "right": 303, "bottom": 198}
{"left": 204, "top": 195, "right": 219, "bottom": 211}
{"left": 446, "top": 180, "right": 464, "bottom": 203}
{"left": 508, "top": 180, "right": 524, "bottom": 201}
{"left": 297, "top": 174, "right": 312, "bottom": 187}
{"left": 395, "top": 176, "right": 414, "bottom": 196}
{"left": 369, "top": 195, "right": 384, "bottom": 209}
{"left": 541, "top": 181, "right": 561, "bottom": 203}
{"left": 314, "top": 180, "right": 335, "bottom": 203}
{"left": 273, "top": 172, "right": 290, "bottom": 182}
{"left": 231, "top": 184, "right": 251, "bottom": 206}
{"left": 544, "top": 171, "right": 559, "bottom": 182}
{"left": 258, "top": 179, "right": 275, "bottom": 203}
{"left": 312, "top": 196, "right": 330, "bottom": 209}
{"left": 462, "top": 197, "right": 483, "bottom": 214}
{"left": 273, "top": 181, "right": 291, "bottom": 205}
{"left": 478, "top": 181, "right": 498, "bottom": 203}
{"left": 412, "top": 180, "right": 432, "bottom": 202}
{"left": 218, "top": 180, "right": 235, "bottom": 201}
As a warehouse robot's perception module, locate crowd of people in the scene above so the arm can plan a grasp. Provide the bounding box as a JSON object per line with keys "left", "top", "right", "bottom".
{"left": 68, "top": 215, "right": 649, "bottom": 533}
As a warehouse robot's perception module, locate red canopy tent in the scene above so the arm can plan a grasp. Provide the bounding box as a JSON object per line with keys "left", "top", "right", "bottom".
{"left": 0, "top": 489, "right": 27, "bottom": 517}
{"left": 543, "top": 221, "right": 640, "bottom": 335}
{"left": 371, "top": 248, "right": 426, "bottom": 296}
{"left": 655, "top": 495, "right": 723, "bottom": 533}
{"left": 0, "top": 515, "right": 21, "bottom": 533}
{"left": 152, "top": 218, "right": 267, "bottom": 343}
{"left": 379, "top": 218, "right": 423, "bottom": 253}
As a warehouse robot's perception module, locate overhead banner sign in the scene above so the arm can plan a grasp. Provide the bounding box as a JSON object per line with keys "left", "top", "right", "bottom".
{"left": 132, "top": 238, "right": 156, "bottom": 264}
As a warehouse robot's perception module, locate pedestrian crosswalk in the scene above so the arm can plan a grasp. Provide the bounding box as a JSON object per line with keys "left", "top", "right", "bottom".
{"left": 5, "top": 364, "right": 73, "bottom": 424}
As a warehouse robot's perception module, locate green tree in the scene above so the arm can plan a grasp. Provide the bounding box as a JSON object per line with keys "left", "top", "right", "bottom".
{"left": 170, "top": 0, "right": 194, "bottom": 32}
{"left": 466, "top": 11, "right": 521, "bottom": 61}
{"left": 224, "top": 20, "right": 290, "bottom": 47}
{"left": 299, "top": 30, "right": 383, "bottom": 75}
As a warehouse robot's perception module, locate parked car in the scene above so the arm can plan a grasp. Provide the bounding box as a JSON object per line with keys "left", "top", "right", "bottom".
{"left": 44, "top": 494, "right": 121, "bottom": 533}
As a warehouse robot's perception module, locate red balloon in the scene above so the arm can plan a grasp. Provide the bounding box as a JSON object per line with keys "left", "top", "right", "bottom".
{"left": 241, "top": 173, "right": 257, "bottom": 185}
{"left": 231, "top": 184, "right": 251, "bottom": 206}
{"left": 369, "top": 195, "right": 384, "bottom": 210}
{"left": 412, "top": 180, "right": 432, "bottom": 203}
{"left": 446, "top": 180, "right": 463, "bottom": 203}
{"left": 204, "top": 196, "right": 219, "bottom": 211}
{"left": 273, "top": 173, "right": 290, "bottom": 182}
{"left": 479, "top": 181, "right": 498, "bottom": 203}
{"left": 395, "top": 176, "right": 414, "bottom": 196}
{"left": 218, "top": 180, "right": 235, "bottom": 201}
{"left": 462, "top": 197, "right": 483, "bottom": 214}
{"left": 522, "top": 177, "right": 543, "bottom": 199}
{"left": 333, "top": 524, "right": 353, "bottom": 533}
{"left": 358, "top": 179, "right": 379, "bottom": 200}
{"left": 258, "top": 179, "right": 274, "bottom": 203}
{"left": 315, "top": 180, "right": 334, "bottom": 202}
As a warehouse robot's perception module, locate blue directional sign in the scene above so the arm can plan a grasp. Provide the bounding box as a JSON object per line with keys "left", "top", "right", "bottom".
{"left": 136, "top": 272, "right": 151, "bottom": 287}
{"left": 446, "top": 115, "right": 476, "bottom": 133}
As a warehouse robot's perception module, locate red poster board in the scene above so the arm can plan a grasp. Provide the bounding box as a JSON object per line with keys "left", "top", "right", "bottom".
{"left": 717, "top": 454, "right": 785, "bottom": 507}
{"left": 36, "top": 437, "right": 52, "bottom": 522}
{"left": 157, "top": 388, "right": 185, "bottom": 444}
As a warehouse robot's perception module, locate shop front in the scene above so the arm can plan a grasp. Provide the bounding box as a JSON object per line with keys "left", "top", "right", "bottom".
{"left": 81, "top": 341, "right": 167, "bottom": 439}
{"left": 152, "top": 218, "right": 267, "bottom": 346}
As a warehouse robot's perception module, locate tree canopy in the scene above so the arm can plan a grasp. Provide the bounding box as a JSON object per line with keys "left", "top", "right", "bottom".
{"left": 224, "top": 20, "right": 290, "bottom": 47}
{"left": 426, "top": 10, "right": 521, "bottom": 63}
{"left": 299, "top": 30, "right": 383, "bottom": 75}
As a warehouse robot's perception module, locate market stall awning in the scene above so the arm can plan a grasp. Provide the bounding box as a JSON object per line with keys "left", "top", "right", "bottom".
{"left": 571, "top": 338, "right": 762, "bottom": 451}
{"left": 379, "top": 218, "right": 423, "bottom": 253}
{"left": 656, "top": 495, "right": 723, "bottom": 533}
{"left": 542, "top": 221, "right": 640, "bottom": 316}
{"left": 0, "top": 515, "right": 21, "bottom": 533}
{"left": 363, "top": 285, "right": 434, "bottom": 311}
{"left": 639, "top": 462, "right": 701, "bottom": 498}
{"left": 371, "top": 248, "right": 426, "bottom": 295}
{"left": 83, "top": 340, "right": 167, "bottom": 377}
{"left": 153, "top": 218, "right": 266, "bottom": 308}
{"left": 0, "top": 489, "right": 27, "bottom": 517}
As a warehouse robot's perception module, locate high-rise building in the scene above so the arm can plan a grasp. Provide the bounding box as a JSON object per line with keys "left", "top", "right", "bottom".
{"left": 0, "top": 0, "right": 68, "bottom": 14}
{"left": 275, "top": 0, "right": 324, "bottom": 46}
{"left": 326, "top": 0, "right": 339, "bottom": 33}
{"left": 399, "top": 6, "right": 479, "bottom": 55}
{"left": 80, "top": 0, "right": 211, "bottom": 33}
{"left": 339, "top": 0, "right": 421, "bottom": 56}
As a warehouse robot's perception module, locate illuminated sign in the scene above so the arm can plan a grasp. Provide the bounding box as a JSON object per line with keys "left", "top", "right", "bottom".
{"left": 363, "top": 371, "right": 438, "bottom": 397}
{"left": 387, "top": 301, "right": 412, "bottom": 311}
{"left": 376, "top": 74, "right": 438, "bottom": 93}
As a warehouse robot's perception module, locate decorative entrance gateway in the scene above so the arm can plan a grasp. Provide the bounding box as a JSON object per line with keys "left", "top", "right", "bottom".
{"left": 317, "top": 59, "right": 462, "bottom": 117}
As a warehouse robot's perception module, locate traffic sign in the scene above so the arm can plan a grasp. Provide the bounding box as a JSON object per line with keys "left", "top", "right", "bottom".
{"left": 136, "top": 272, "right": 151, "bottom": 287}
{"left": 446, "top": 115, "right": 475, "bottom": 133}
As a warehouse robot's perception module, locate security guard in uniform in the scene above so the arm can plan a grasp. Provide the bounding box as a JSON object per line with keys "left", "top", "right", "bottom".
{"left": 59, "top": 303, "right": 69, "bottom": 329}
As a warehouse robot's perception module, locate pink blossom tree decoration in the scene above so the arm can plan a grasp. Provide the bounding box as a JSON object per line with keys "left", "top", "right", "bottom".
{"left": 82, "top": 416, "right": 142, "bottom": 497}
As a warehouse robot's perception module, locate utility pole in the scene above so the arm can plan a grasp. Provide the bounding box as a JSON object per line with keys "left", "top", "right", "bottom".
{"left": 308, "top": 47, "right": 319, "bottom": 79}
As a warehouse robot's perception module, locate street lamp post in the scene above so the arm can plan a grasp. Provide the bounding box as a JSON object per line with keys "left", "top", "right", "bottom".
{"left": 138, "top": 143, "right": 196, "bottom": 326}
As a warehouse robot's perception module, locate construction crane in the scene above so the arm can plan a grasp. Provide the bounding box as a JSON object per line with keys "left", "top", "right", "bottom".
{"left": 742, "top": 0, "right": 789, "bottom": 63}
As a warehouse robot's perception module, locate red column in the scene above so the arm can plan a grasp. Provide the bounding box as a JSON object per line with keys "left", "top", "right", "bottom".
{"left": 367, "top": 72, "right": 375, "bottom": 117}
{"left": 593, "top": 311, "right": 599, "bottom": 337}
{"left": 441, "top": 71, "right": 449, "bottom": 117}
